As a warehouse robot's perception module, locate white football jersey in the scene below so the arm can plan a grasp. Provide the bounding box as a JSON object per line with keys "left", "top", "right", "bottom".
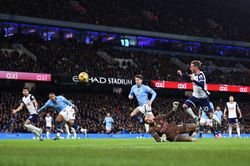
{"left": 22, "top": 94, "right": 37, "bottom": 114}
{"left": 192, "top": 71, "right": 209, "bottom": 99}
{"left": 226, "top": 102, "right": 238, "bottom": 118}
{"left": 45, "top": 116, "right": 52, "bottom": 127}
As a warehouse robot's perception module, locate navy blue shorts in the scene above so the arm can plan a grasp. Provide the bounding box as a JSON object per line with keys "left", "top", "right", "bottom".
{"left": 46, "top": 126, "right": 51, "bottom": 130}
{"left": 184, "top": 96, "right": 212, "bottom": 112}
{"left": 228, "top": 118, "right": 238, "bottom": 124}
{"left": 27, "top": 114, "right": 38, "bottom": 123}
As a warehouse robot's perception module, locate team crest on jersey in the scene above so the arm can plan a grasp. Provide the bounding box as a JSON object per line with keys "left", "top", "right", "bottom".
{"left": 198, "top": 74, "right": 204, "bottom": 80}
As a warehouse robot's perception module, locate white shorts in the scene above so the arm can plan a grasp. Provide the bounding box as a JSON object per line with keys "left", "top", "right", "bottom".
{"left": 106, "top": 126, "right": 112, "bottom": 131}
{"left": 68, "top": 107, "right": 76, "bottom": 120}
{"left": 200, "top": 114, "right": 220, "bottom": 126}
{"left": 137, "top": 104, "right": 153, "bottom": 116}
{"left": 59, "top": 106, "right": 75, "bottom": 122}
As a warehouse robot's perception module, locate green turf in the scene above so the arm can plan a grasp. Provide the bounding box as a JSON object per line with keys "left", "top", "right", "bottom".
{"left": 0, "top": 138, "right": 250, "bottom": 166}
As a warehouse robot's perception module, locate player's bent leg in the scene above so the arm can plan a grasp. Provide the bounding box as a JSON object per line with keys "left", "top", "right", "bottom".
{"left": 144, "top": 124, "right": 150, "bottom": 133}
{"left": 182, "top": 123, "right": 197, "bottom": 133}
{"left": 67, "top": 119, "right": 86, "bottom": 134}
{"left": 24, "top": 119, "right": 43, "bottom": 140}
{"left": 24, "top": 120, "right": 32, "bottom": 131}
{"left": 236, "top": 123, "right": 241, "bottom": 138}
{"left": 180, "top": 123, "right": 198, "bottom": 137}
{"left": 183, "top": 103, "right": 199, "bottom": 124}
{"left": 54, "top": 114, "right": 64, "bottom": 140}
{"left": 65, "top": 123, "right": 71, "bottom": 139}
{"left": 199, "top": 116, "right": 208, "bottom": 138}
{"left": 212, "top": 114, "right": 221, "bottom": 135}
{"left": 213, "top": 122, "right": 222, "bottom": 138}
{"left": 71, "top": 127, "right": 77, "bottom": 139}
{"left": 24, "top": 120, "right": 39, "bottom": 131}
{"left": 130, "top": 107, "right": 143, "bottom": 124}
{"left": 228, "top": 124, "right": 233, "bottom": 138}
{"left": 46, "top": 128, "right": 51, "bottom": 139}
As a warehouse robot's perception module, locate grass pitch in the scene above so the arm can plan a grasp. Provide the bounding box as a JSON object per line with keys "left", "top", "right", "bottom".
{"left": 0, "top": 138, "right": 250, "bottom": 166}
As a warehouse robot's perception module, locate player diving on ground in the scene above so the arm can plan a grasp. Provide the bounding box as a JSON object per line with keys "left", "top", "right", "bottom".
{"left": 144, "top": 102, "right": 198, "bottom": 142}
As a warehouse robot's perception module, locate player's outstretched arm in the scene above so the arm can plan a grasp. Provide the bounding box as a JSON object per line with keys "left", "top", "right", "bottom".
{"left": 149, "top": 88, "right": 157, "bottom": 102}
{"left": 177, "top": 70, "right": 182, "bottom": 76}
{"left": 38, "top": 105, "right": 47, "bottom": 113}
{"left": 177, "top": 70, "right": 190, "bottom": 81}
{"left": 192, "top": 79, "right": 205, "bottom": 88}
{"left": 38, "top": 101, "right": 49, "bottom": 113}
{"left": 33, "top": 99, "right": 38, "bottom": 112}
{"left": 237, "top": 105, "right": 242, "bottom": 118}
{"left": 30, "top": 95, "right": 38, "bottom": 112}
{"left": 12, "top": 103, "right": 24, "bottom": 114}
{"left": 163, "top": 102, "right": 179, "bottom": 119}
{"left": 128, "top": 87, "right": 134, "bottom": 100}
{"left": 147, "top": 86, "right": 157, "bottom": 106}
{"left": 223, "top": 107, "right": 227, "bottom": 119}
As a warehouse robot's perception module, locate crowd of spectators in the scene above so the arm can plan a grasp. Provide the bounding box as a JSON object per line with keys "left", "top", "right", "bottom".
{"left": 1, "top": 0, "right": 250, "bottom": 42}
{"left": 106, "top": 48, "right": 250, "bottom": 85}
{"left": 1, "top": 1, "right": 250, "bottom": 136}
{"left": 0, "top": 90, "right": 249, "bottom": 134}
{"left": 1, "top": 34, "right": 250, "bottom": 85}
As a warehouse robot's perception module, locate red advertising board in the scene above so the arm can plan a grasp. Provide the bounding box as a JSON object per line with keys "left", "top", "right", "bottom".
{"left": 151, "top": 80, "right": 249, "bottom": 93}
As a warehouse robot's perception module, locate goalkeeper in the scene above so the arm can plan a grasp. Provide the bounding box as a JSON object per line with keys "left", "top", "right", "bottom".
{"left": 144, "top": 102, "right": 198, "bottom": 142}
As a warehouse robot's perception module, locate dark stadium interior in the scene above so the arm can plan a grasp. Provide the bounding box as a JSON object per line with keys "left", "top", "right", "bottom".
{"left": 0, "top": 0, "right": 250, "bottom": 136}
{"left": 1, "top": 0, "right": 250, "bottom": 42}
{"left": 2, "top": 1, "right": 250, "bottom": 166}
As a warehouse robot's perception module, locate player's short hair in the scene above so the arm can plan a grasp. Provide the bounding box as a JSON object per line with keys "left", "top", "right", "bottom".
{"left": 135, "top": 74, "right": 143, "bottom": 80}
{"left": 22, "top": 87, "right": 30, "bottom": 91}
{"left": 191, "top": 60, "right": 202, "bottom": 69}
{"left": 49, "top": 92, "right": 55, "bottom": 96}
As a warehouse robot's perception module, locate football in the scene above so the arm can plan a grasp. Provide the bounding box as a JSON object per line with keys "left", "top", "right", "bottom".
{"left": 78, "top": 72, "right": 89, "bottom": 82}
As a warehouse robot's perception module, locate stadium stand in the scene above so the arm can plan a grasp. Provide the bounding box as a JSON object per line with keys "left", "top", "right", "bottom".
{"left": 1, "top": 34, "right": 249, "bottom": 85}
{"left": 1, "top": 90, "right": 249, "bottom": 133}
{"left": 1, "top": 0, "right": 250, "bottom": 41}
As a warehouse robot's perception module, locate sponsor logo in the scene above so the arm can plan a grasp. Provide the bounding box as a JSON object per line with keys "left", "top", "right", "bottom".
{"left": 36, "top": 75, "right": 48, "bottom": 81}
{"left": 72, "top": 76, "right": 132, "bottom": 85}
{"left": 5, "top": 72, "right": 18, "bottom": 79}
{"left": 239, "top": 87, "right": 247, "bottom": 92}
{"left": 219, "top": 86, "right": 228, "bottom": 91}
{"left": 177, "top": 83, "right": 187, "bottom": 89}
{"left": 155, "top": 82, "right": 165, "bottom": 88}
{"left": 72, "top": 76, "right": 79, "bottom": 82}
